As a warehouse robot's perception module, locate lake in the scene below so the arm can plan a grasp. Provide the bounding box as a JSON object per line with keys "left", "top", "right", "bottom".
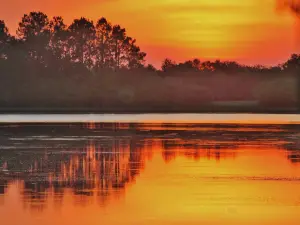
{"left": 0, "top": 121, "right": 300, "bottom": 225}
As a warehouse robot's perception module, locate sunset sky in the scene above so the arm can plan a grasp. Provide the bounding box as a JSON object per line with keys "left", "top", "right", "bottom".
{"left": 1, "top": 0, "right": 299, "bottom": 67}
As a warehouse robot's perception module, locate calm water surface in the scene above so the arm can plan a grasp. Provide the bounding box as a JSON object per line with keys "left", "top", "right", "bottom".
{"left": 1, "top": 122, "right": 300, "bottom": 225}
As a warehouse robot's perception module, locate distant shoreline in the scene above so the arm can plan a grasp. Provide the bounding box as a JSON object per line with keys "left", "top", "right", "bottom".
{"left": 1, "top": 112, "right": 300, "bottom": 125}
{"left": 0, "top": 107, "right": 298, "bottom": 115}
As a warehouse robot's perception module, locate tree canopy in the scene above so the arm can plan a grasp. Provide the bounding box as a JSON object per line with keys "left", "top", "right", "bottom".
{"left": 0, "top": 11, "right": 300, "bottom": 76}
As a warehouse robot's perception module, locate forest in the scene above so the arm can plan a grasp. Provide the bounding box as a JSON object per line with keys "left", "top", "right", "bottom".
{"left": 0, "top": 12, "right": 299, "bottom": 113}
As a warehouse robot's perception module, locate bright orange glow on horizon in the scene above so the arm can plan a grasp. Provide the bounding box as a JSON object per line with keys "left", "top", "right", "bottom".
{"left": 0, "top": 0, "right": 299, "bottom": 67}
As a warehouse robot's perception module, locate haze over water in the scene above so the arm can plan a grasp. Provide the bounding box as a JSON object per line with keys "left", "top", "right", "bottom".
{"left": 1, "top": 122, "right": 300, "bottom": 225}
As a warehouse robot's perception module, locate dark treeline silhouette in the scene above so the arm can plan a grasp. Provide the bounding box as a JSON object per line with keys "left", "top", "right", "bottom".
{"left": 0, "top": 12, "right": 300, "bottom": 113}
{"left": 1, "top": 12, "right": 147, "bottom": 71}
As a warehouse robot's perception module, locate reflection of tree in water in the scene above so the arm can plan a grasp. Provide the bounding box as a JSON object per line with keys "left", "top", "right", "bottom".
{"left": 1, "top": 122, "right": 300, "bottom": 211}
{"left": 0, "top": 137, "right": 239, "bottom": 211}
{"left": 287, "top": 152, "right": 300, "bottom": 163}
{"left": 0, "top": 139, "right": 150, "bottom": 211}
{"left": 282, "top": 134, "right": 300, "bottom": 164}
{"left": 0, "top": 180, "right": 8, "bottom": 195}
{"left": 284, "top": 142, "right": 300, "bottom": 164}
{"left": 161, "top": 139, "right": 237, "bottom": 163}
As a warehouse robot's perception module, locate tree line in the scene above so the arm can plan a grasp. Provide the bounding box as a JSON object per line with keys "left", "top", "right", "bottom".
{"left": 0, "top": 12, "right": 147, "bottom": 76}
{"left": 0, "top": 11, "right": 300, "bottom": 76}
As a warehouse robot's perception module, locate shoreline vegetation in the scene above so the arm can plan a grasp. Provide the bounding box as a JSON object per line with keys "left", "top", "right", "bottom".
{"left": 1, "top": 12, "right": 300, "bottom": 114}
{"left": 0, "top": 106, "right": 298, "bottom": 114}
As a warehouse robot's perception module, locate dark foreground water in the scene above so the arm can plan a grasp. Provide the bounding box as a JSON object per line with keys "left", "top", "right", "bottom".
{"left": 1, "top": 122, "right": 300, "bottom": 225}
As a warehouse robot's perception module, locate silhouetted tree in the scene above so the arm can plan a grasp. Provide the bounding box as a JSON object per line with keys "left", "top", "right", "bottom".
{"left": 111, "top": 25, "right": 126, "bottom": 69}
{"left": 283, "top": 54, "right": 300, "bottom": 71}
{"left": 145, "top": 64, "right": 157, "bottom": 72}
{"left": 2, "top": 12, "right": 148, "bottom": 75}
{"left": 95, "top": 17, "right": 113, "bottom": 69}
{"left": 68, "top": 17, "right": 95, "bottom": 67}
{"left": 125, "top": 37, "right": 146, "bottom": 69}
{"left": 192, "top": 58, "right": 201, "bottom": 69}
{"left": 0, "top": 20, "right": 8, "bottom": 37}
{"left": 17, "top": 12, "right": 50, "bottom": 40}
{"left": 200, "top": 60, "right": 214, "bottom": 72}
{"left": 49, "top": 16, "right": 67, "bottom": 57}
{"left": 47, "top": 16, "right": 72, "bottom": 72}
{"left": 176, "top": 60, "right": 194, "bottom": 72}
{"left": 161, "top": 58, "right": 177, "bottom": 72}
{"left": 16, "top": 12, "right": 51, "bottom": 65}
{"left": 0, "top": 20, "right": 9, "bottom": 59}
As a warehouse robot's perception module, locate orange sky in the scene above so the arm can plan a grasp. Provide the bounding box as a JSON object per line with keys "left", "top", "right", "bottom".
{"left": 0, "top": 0, "right": 299, "bottom": 67}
